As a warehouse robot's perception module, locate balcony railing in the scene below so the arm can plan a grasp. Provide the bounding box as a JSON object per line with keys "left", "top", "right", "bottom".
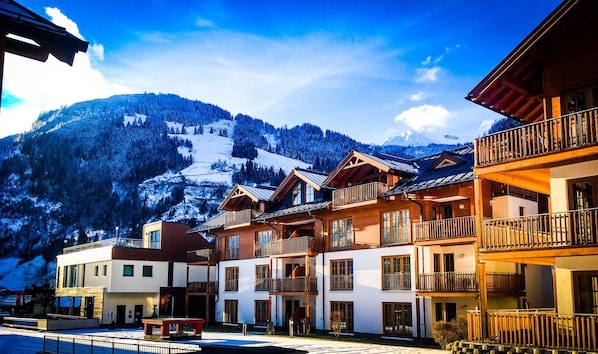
{"left": 187, "top": 249, "right": 218, "bottom": 263}
{"left": 467, "top": 310, "right": 598, "bottom": 352}
{"left": 382, "top": 273, "right": 411, "bottom": 290}
{"left": 258, "top": 236, "right": 317, "bottom": 257}
{"left": 63, "top": 237, "right": 143, "bottom": 254}
{"left": 187, "top": 281, "right": 218, "bottom": 293}
{"left": 269, "top": 277, "right": 317, "bottom": 293}
{"left": 381, "top": 226, "right": 411, "bottom": 245}
{"left": 224, "top": 209, "right": 258, "bottom": 228}
{"left": 475, "top": 107, "right": 598, "bottom": 167}
{"left": 486, "top": 272, "right": 525, "bottom": 293}
{"left": 330, "top": 275, "right": 353, "bottom": 290}
{"left": 481, "top": 208, "right": 598, "bottom": 251}
{"left": 417, "top": 272, "right": 477, "bottom": 292}
{"left": 332, "top": 182, "right": 389, "bottom": 207}
{"left": 414, "top": 216, "right": 476, "bottom": 242}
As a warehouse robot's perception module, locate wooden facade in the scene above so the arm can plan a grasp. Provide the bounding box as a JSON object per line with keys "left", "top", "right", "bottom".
{"left": 466, "top": 0, "right": 598, "bottom": 350}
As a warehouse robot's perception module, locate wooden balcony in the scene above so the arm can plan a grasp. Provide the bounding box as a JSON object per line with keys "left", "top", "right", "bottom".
{"left": 332, "top": 182, "right": 389, "bottom": 208}
{"left": 224, "top": 209, "right": 258, "bottom": 229}
{"left": 269, "top": 277, "right": 317, "bottom": 295}
{"left": 414, "top": 215, "right": 476, "bottom": 244}
{"left": 467, "top": 310, "right": 598, "bottom": 352}
{"left": 258, "top": 236, "right": 317, "bottom": 257}
{"left": 487, "top": 272, "right": 525, "bottom": 294}
{"left": 481, "top": 208, "right": 598, "bottom": 252}
{"left": 417, "top": 272, "right": 477, "bottom": 293}
{"left": 187, "top": 281, "right": 218, "bottom": 294}
{"left": 475, "top": 107, "right": 598, "bottom": 167}
{"left": 187, "top": 249, "right": 218, "bottom": 264}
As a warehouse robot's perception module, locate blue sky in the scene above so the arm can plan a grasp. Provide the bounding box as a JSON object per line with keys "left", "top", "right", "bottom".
{"left": 0, "top": 0, "right": 561, "bottom": 144}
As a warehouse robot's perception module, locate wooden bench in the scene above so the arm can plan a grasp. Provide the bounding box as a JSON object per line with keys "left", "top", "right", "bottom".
{"left": 142, "top": 318, "right": 204, "bottom": 340}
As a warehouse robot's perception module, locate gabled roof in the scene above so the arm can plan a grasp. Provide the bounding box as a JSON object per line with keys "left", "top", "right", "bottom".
{"left": 323, "top": 150, "right": 417, "bottom": 188}
{"left": 253, "top": 201, "right": 330, "bottom": 222}
{"left": 386, "top": 145, "right": 474, "bottom": 195}
{"left": 271, "top": 168, "right": 329, "bottom": 202}
{"left": 466, "top": 0, "right": 586, "bottom": 123}
{"left": 0, "top": 0, "right": 88, "bottom": 65}
{"left": 218, "top": 184, "right": 276, "bottom": 211}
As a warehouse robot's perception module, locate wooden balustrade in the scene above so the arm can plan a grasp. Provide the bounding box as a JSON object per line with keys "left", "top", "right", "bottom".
{"left": 414, "top": 216, "right": 476, "bottom": 242}
{"left": 259, "top": 236, "right": 316, "bottom": 256}
{"left": 486, "top": 273, "right": 525, "bottom": 293}
{"left": 468, "top": 310, "right": 598, "bottom": 352}
{"left": 187, "top": 281, "right": 218, "bottom": 293}
{"left": 482, "top": 208, "right": 598, "bottom": 251}
{"left": 475, "top": 107, "right": 598, "bottom": 167}
{"left": 417, "top": 272, "right": 477, "bottom": 292}
{"left": 187, "top": 249, "right": 218, "bottom": 263}
{"left": 269, "top": 277, "right": 317, "bottom": 293}
{"left": 332, "top": 182, "right": 389, "bottom": 207}
{"left": 224, "top": 209, "right": 257, "bottom": 228}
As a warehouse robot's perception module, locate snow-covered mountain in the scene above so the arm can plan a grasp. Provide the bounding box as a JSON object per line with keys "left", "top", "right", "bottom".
{"left": 382, "top": 130, "right": 461, "bottom": 147}
{"left": 0, "top": 93, "right": 460, "bottom": 291}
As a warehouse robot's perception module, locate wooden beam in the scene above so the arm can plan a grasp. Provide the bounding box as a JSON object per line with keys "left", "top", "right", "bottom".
{"left": 478, "top": 170, "right": 550, "bottom": 195}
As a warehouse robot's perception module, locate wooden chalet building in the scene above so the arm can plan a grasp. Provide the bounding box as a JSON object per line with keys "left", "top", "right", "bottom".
{"left": 189, "top": 148, "right": 529, "bottom": 340}
{"left": 466, "top": 0, "right": 598, "bottom": 351}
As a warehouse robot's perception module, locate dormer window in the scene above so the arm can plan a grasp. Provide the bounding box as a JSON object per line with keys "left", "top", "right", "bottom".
{"left": 292, "top": 184, "right": 302, "bottom": 206}
{"left": 305, "top": 184, "right": 314, "bottom": 203}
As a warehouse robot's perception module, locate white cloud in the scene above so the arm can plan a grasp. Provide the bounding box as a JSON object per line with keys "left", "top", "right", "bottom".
{"left": 0, "top": 8, "right": 133, "bottom": 138}
{"left": 394, "top": 104, "right": 450, "bottom": 132}
{"left": 480, "top": 119, "right": 495, "bottom": 133}
{"left": 415, "top": 66, "right": 441, "bottom": 83}
{"left": 45, "top": 7, "right": 83, "bottom": 39}
{"left": 89, "top": 43, "right": 105, "bottom": 62}
{"left": 410, "top": 91, "right": 426, "bottom": 101}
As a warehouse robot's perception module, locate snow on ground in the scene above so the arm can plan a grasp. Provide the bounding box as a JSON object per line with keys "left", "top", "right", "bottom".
{"left": 0, "top": 326, "right": 444, "bottom": 354}
{"left": 0, "top": 256, "right": 48, "bottom": 291}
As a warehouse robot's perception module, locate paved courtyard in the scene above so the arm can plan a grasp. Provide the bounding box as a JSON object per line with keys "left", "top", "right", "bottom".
{"left": 0, "top": 325, "right": 445, "bottom": 353}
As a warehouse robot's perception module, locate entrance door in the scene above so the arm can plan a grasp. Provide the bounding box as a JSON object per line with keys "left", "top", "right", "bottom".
{"left": 575, "top": 271, "right": 598, "bottom": 314}
{"left": 84, "top": 297, "right": 94, "bottom": 319}
{"left": 134, "top": 305, "right": 143, "bottom": 327}
{"left": 285, "top": 300, "right": 300, "bottom": 327}
{"left": 569, "top": 178, "right": 596, "bottom": 244}
{"left": 383, "top": 303, "right": 412, "bottom": 337}
{"left": 116, "top": 305, "right": 126, "bottom": 325}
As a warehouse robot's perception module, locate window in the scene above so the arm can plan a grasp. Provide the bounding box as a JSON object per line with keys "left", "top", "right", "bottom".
{"left": 292, "top": 183, "right": 302, "bottom": 206}
{"left": 123, "top": 265, "right": 134, "bottom": 277}
{"left": 435, "top": 303, "right": 443, "bottom": 321}
{"left": 435, "top": 302, "right": 457, "bottom": 322}
{"left": 225, "top": 235, "right": 239, "bottom": 259}
{"left": 381, "top": 210, "right": 410, "bottom": 245}
{"left": 383, "top": 302, "right": 412, "bottom": 336}
{"left": 330, "top": 301, "right": 354, "bottom": 333}
{"left": 143, "top": 265, "right": 153, "bottom": 277}
{"left": 382, "top": 255, "right": 411, "bottom": 290}
{"left": 255, "top": 300, "right": 270, "bottom": 325}
{"left": 225, "top": 267, "right": 239, "bottom": 291}
{"left": 255, "top": 265, "right": 270, "bottom": 291}
{"left": 103, "top": 265, "right": 108, "bottom": 276}
{"left": 94, "top": 266, "right": 99, "bottom": 277}
{"left": 149, "top": 230, "right": 160, "bottom": 249}
{"left": 255, "top": 230, "right": 272, "bottom": 257}
{"left": 331, "top": 217, "right": 353, "bottom": 249}
{"left": 305, "top": 184, "right": 315, "bottom": 203}
{"left": 69, "top": 265, "right": 77, "bottom": 287}
{"left": 330, "top": 259, "right": 353, "bottom": 290}
{"left": 569, "top": 177, "right": 598, "bottom": 244}
{"left": 224, "top": 300, "right": 238, "bottom": 324}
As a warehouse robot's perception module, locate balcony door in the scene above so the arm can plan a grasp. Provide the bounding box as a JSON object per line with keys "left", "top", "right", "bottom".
{"left": 569, "top": 177, "right": 597, "bottom": 245}
{"left": 574, "top": 271, "right": 598, "bottom": 314}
